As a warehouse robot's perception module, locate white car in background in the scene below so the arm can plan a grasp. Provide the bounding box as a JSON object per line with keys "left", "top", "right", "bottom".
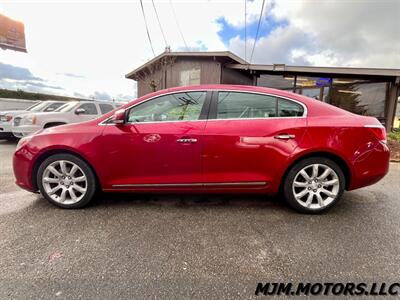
{"left": 0, "top": 100, "right": 66, "bottom": 140}
{"left": 11, "top": 100, "right": 119, "bottom": 138}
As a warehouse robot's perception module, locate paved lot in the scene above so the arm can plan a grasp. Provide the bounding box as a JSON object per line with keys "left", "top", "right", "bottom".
{"left": 0, "top": 139, "right": 399, "bottom": 299}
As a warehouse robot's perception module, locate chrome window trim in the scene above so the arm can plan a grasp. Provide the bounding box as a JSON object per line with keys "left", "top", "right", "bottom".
{"left": 98, "top": 89, "right": 308, "bottom": 126}
{"left": 112, "top": 181, "right": 267, "bottom": 188}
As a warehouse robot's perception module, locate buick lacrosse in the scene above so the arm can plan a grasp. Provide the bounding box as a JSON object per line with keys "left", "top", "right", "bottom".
{"left": 13, "top": 85, "right": 389, "bottom": 213}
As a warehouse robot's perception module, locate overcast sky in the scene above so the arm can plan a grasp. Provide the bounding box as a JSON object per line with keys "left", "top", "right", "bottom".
{"left": 0, "top": 0, "right": 399, "bottom": 101}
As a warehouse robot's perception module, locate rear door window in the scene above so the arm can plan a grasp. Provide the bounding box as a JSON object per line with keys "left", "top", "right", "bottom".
{"left": 44, "top": 102, "right": 65, "bottom": 112}
{"left": 78, "top": 103, "right": 98, "bottom": 115}
{"left": 99, "top": 103, "right": 114, "bottom": 114}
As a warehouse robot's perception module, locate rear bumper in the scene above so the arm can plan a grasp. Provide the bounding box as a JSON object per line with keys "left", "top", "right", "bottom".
{"left": 348, "top": 141, "right": 390, "bottom": 190}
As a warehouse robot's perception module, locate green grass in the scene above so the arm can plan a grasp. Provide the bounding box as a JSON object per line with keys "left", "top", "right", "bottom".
{"left": 388, "top": 130, "right": 400, "bottom": 143}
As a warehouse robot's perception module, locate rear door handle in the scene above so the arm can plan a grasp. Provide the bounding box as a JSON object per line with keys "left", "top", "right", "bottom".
{"left": 274, "top": 134, "right": 295, "bottom": 140}
{"left": 177, "top": 138, "right": 197, "bottom": 143}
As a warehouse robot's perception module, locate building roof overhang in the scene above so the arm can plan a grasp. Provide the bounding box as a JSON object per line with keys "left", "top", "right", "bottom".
{"left": 125, "top": 51, "right": 248, "bottom": 80}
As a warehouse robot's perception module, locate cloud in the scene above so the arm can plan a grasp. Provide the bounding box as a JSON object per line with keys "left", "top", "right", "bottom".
{"left": 0, "top": 62, "right": 42, "bottom": 81}
{"left": 0, "top": 62, "right": 64, "bottom": 92}
{"left": 58, "top": 72, "right": 86, "bottom": 79}
{"left": 1, "top": 0, "right": 398, "bottom": 103}
{"left": 89, "top": 91, "right": 112, "bottom": 101}
{"left": 223, "top": 0, "right": 400, "bottom": 68}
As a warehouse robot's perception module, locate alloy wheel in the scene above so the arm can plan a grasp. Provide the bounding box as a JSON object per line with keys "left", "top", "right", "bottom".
{"left": 292, "top": 163, "right": 340, "bottom": 210}
{"left": 42, "top": 160, "right": 88, "bottom": 205}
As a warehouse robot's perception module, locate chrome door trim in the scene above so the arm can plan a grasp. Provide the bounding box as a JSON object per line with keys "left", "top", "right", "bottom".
{"left": 99, "top": 89, "right": 308, "bottom": 126}
{"left": 112, "top": 181, "right": 267, "bottom": 188}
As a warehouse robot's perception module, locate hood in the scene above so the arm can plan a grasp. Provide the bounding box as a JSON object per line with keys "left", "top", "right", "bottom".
{"left": 20, "top": 111, "right": 67, "bottom": 118}
{"left": 0, "top": 110, "right": 29, "bottom": 117}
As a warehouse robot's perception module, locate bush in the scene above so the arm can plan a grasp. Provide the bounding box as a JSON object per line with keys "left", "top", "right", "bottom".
{"left": 388, "top": 131, "right": 400, "bottom": 143}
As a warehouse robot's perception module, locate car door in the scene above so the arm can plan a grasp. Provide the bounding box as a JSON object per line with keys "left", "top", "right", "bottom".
{"left": 101, "top": 91, "right": 210, "bottom": 188}
{"left": 202, "top": 90, "right": 307, "bottom": 187}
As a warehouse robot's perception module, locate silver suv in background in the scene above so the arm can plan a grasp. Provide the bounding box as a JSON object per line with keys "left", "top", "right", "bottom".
{"left": 12, "top": 100, "right": 120, "bottom": 138}
{"left": 0, "top": 101, "right": 66, "bottom": 140}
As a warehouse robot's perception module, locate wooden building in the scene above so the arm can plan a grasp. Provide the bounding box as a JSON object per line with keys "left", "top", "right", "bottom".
{"left": 125, "top": 51, "right": 400, "bottom": 130}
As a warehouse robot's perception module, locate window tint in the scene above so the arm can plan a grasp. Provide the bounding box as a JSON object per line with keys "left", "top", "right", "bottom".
{"left": 127, "top": 92, "right": 206, "bottom": 123}
{"left": 78, "top": 103, "right": 98, "bottom": 115}
{"left": 217, "top": 92, "right": 277, "bottom": 119}
{"left": 99, "top": 103, "right": 114, "bottom": 114}
{"left": 278, "top": 98, "right": 304, "bottom": 117}
{"left": 44, "top": 102, "right": 65, "bottom": 112}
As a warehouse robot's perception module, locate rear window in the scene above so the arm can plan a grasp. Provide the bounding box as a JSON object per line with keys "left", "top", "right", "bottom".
{"left": 278, "top": 98, "right": 304, "bottom": 117}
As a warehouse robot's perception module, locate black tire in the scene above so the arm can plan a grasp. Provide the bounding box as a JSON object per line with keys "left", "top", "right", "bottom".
{"left": 37, "top": 153, "right": 97, "bottom": 208}
{"left": 283, "top": 157, "right": 345, "bottom": 214}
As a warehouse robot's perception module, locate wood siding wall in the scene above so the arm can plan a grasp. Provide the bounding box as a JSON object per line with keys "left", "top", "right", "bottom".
{"left": 137, "top": 57, "right": 222, "bottom": 97}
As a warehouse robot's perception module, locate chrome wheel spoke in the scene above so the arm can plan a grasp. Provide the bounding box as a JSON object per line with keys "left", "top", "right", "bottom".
{"left": 312, "top": 164, "right": 319, "bottom": 178}
{"left": 318, "top": 168, "right": 331, "bottom": 180}
{"left": 59, "top": 188, "right": 67, "bottom": 202}
{"left": 293, "top": 181, "right": 307, "bottom": 187}
{"left": 295, "top": 189, "right": 309, "bottom": 198}
{"left": 74, "top": 176, "right": 86, "bottom": 182}
{"left": 69, "top": 188, "right": 78, "bottom": 201}
{"left": 48, "top": 166, "right": 62, "bottom": 177}
{"left": 43, "top": 177, "right": 59, "bottom": 183}
{"left": 72, "top": 184, "right": 86, "bottom": 194}
{"left": 59, "top": 161, "right": 68, "bottom": 174}
{"left": 69, "top": 165, "right": 78, "bottom": 176}
{"left": 48, "top": 185, "right": 62, "bottom": 195}
{"left": 300, "top": 170, "right": 311, "bottom": 181}
{"left": 323, "top": 179, "right": 339, "bottom": 186}
{"left": 320, "top": 188, "right": 335, "bottom": 198}
{"left": 316, "top": 192, "right": 324, "bottom": 207}
{"left": 305, "top": 193, "right": 314, "bottom": 207}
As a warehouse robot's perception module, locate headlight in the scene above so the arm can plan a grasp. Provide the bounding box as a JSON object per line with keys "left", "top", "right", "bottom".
{"left": 0, "top": 115, "right": 12, "bottom": 122}
{"left": 22, "top": 115, "right": 36, "bottom": 125}
{"left": 16, "top": 136, "right": 32, "bottom": 151}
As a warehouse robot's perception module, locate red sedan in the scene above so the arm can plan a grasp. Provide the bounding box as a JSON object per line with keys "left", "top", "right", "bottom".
{"left": 13, "top": 85, "right": 389, "bottom": 213}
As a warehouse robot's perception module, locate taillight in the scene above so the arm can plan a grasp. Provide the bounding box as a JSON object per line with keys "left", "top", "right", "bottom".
{"left": 365, "top": 125, "right": 386, "bottom": 143}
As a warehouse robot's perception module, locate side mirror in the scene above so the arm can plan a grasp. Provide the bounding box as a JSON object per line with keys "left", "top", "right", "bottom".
{"left": 111, "top": 109, "right": 126, "bottom": 124}
{"left": 75, "top": 108, "right": 85, "bottom": 115}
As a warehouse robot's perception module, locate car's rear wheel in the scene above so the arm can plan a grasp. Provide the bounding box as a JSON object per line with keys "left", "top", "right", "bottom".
{"left": 283, "top": 157, "right": 345, "bottom": 213}
{"left": 37, "top": 153, "right": 97, "bottom": 208}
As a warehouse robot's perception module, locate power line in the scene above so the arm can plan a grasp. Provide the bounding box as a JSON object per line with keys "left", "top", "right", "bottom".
{"left": 249, "top": 0, "right": 266, "bottom": 63}
{"left": 244, "top": 0, "right": 247, "bottom": 61}
{"left": 139, "top": 0, "right": 156, "bottom": 56}
{"left": 151, "top": 0, "right": 168, "bottom": 48}
{"left": 169, "top": 0, "right": 188, "bottom": 50}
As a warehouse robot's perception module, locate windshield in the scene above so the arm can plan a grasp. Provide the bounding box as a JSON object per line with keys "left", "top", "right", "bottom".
{"left": 26, "top": 102, "right": 42, "bottom": 111}
{"left": 28, "top": 101, "right": 55, "bottom": 112}
{"left": 55, "top": 101, "right": 79, "bottom": 112}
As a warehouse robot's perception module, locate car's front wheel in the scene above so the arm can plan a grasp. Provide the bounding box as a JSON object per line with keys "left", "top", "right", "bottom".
{"left": 283, "top": 157, "right": 345, "bottom": 213}
{"left": 37, "top": 153, "right": 97, "bottom": 208}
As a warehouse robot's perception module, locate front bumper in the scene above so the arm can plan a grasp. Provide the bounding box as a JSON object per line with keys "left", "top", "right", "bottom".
{"left": 12, "top": 125, "right": 42, "bottom": 138}
{"left": 13, "top": 143, "right": 37, "bottom": 192}
{"left": 0, "top": 122, "right": 13, "bottom": 139}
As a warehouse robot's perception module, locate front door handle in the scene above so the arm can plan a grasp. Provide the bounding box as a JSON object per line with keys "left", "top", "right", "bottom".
{"left": 177, "top": 138, "right": 198, "bottom": 143}
{"left": 274, "top": 134, "right": 295, "bottom": 140}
